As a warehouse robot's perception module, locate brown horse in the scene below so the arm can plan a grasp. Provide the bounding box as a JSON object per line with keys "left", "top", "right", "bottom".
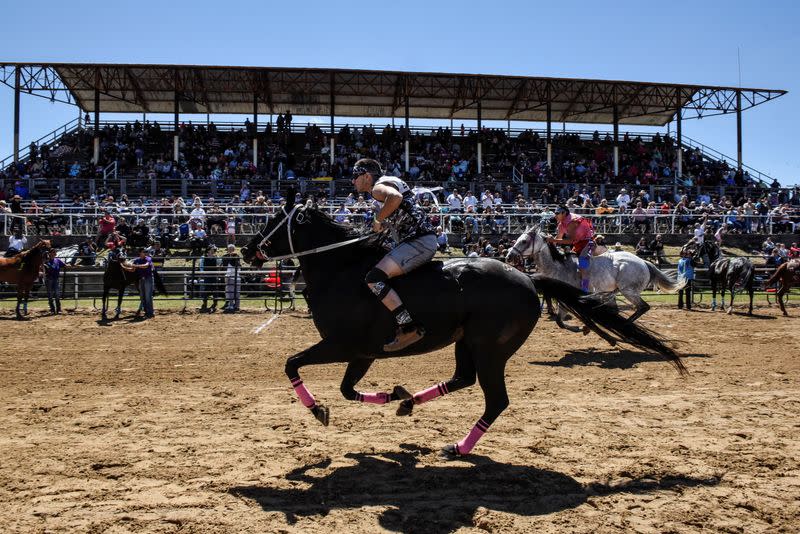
{"left": 0, "top": 240, "right": 51, "bottom": 319}
{"left": 765, "top": 259, "right": 799, "bottom": 316}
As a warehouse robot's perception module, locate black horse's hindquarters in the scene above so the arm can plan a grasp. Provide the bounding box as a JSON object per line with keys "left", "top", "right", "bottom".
{"left": 307, "top": 257, "right": 541, "bottom": 358}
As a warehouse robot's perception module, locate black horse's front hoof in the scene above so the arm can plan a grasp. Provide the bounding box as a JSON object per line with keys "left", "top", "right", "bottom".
{"left": 311, "top": 404, "right": 329, "bottom": 426}
{"left": 396, "top": 399, "right": 414, "bottom": 417}
{"left": 392, "top": 385, "right": 412, "bottom": 401}
{"left": 439, "top": 444, "right": 461, "bottom": 459}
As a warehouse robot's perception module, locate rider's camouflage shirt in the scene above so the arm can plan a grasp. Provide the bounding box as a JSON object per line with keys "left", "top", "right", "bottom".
{"left": 374, "top": 176, "right": 434, "bottom": 244}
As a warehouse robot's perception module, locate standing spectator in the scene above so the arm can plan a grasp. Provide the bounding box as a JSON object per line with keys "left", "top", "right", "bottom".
{"left": 677, "top": 250, "right": 695, "bottom": 310}
{"left": 222, "top": 244, "right": 241, "bottom": 313}
{"left": 615, "top": 188, "right": 631, "bottom": 212}
{"left": 129, "top": 248, "right": 155, "bottom": 319}
{"left": 97, "top": 211, "right": 116, "bottom": 247}
{"left": 199, "top": 245, "right": 222, "bottom": 313}
{"left": 225, "top": 215, "right": 237, "bottom": 246}
{"left": 43, "top": 249, "right": 68, "bottom": 314}
{"left": 10, "top": 194, "right": 24, "bottom": 233}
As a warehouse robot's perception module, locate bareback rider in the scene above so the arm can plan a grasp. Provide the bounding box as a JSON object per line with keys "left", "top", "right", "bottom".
{"left": 351, "top": 158, "right": 437, "bottom": 351}
{"left": 547, "top": 205, "right": 596, "bottom": 292}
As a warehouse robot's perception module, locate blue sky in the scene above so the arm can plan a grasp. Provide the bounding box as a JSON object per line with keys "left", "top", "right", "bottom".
{"left": 1, "top": 0, "right": 797, "bottom": 185}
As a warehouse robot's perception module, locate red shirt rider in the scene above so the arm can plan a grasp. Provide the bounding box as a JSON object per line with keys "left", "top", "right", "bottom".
{"left": 549, "top": 206, "right": 595, "bottom": 254}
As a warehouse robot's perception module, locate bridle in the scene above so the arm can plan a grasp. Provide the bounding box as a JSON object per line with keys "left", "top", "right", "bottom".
{"left": 508, "top": 226, "right": 540, "bottom": 261}
{"left": 254, "top": 204, "right": 371, "bottom": 262}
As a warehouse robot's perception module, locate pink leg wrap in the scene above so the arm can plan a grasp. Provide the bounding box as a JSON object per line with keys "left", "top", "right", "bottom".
{"left": 357, "top": 392, "right": 391, "bottom": 404}
{"left": 455, "top": 418, "right": 490, "bottom": 455}
{"left": 290, "top": 377, "right": 316, "bottom": 408}
{"left": 413, "top": 382, "right": 448, "bottom": 404}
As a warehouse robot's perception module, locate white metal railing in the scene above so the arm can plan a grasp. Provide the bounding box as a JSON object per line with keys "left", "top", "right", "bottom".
{"left": 0, "top": 118, "right": 82, "bottom": 170}
{"left": 2, "top": 211, "right": 794, "bottom": 239}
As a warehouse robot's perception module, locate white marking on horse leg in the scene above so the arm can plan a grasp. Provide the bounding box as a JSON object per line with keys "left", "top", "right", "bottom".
{"left": 252, "top": 314, "right": 279, "bottom": 334}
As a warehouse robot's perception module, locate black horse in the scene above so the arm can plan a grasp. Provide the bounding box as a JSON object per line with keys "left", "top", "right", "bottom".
{"left": 687, "top": 239, "right": 720, "bottom": 267}
{"left": 241, "top": 195, "right": 685, "bottom": 457}
{"left": 101, "top": 253, "right": 140, "bottom": 320}
{"left": 709, "top": 257, "right": 755, "bottom": 315}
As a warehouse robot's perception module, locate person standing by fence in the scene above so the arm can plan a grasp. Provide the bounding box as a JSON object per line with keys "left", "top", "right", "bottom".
{"left": 43, "top": 249, "right": 68, "bottom": 314}
{"left": 677, "top": 250, "right": 695, "bottom": 311}
{"left": 129, "top": 248, "right": 155, "bottom": 319}
{"left": 222, "top": 244, "right": 241, "bottom": 313}
{"left": 199, "top": 245, "right": 222, "bottom": 313}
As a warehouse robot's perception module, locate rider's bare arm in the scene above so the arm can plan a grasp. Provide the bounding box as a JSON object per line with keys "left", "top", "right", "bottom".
{"left": 371, "top": 184, "right": 403, "bottom": 223}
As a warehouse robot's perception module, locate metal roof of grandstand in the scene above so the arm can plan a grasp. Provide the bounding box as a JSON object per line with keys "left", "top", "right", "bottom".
{"left": 0, "top": 63, "right": 787, "bottom": 126}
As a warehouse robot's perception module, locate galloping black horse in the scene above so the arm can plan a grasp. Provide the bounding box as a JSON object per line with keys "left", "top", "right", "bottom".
{"left": 710, "top": 257, "right": 755, "bottom": 315}
{"left": 241, "top": 195, "right": 686, "bottom": 457}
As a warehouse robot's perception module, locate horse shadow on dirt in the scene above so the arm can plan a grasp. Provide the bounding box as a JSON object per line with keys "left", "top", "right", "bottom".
{"left": 530, "top": 349, "right": 710, "bottom": 371}
{"left": 229, "top": 445, "right": 720, "bottom": 533}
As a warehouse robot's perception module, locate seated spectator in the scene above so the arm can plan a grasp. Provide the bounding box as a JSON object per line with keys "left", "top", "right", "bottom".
{"left": 5, "top": 230, "right": 27, "bottom": 257}
{"left": 435, "top": 226, "right": 449, "bottom": 253}
{"left": 632, "top": 202, "right": 651, "bottom": 233}
{"left": 765, "top": 248, "right": 784, "bottom": 268}
{"left": 649, "top": 234, "right": 667, "bottom": 266}
{"left": 635, "top": 237, "right": 651, "bottom": 259}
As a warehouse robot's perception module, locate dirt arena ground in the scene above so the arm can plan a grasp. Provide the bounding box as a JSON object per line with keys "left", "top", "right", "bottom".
{"left": 0, "top": 305, "right": 798, "bottom": 533}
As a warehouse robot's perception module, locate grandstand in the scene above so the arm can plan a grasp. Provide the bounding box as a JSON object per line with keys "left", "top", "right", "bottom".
{"left": 0, "top": 63, "right": 796, "bottom": 252}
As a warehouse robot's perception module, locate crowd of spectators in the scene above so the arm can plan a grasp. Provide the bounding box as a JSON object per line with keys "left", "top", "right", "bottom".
{"left": 2, "top": 118, "right": 788, "bottom": 199}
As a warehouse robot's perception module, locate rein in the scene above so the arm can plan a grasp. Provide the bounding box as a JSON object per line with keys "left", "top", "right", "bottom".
{"left": 255, "top": 205, "right": 372, "bottom": 262}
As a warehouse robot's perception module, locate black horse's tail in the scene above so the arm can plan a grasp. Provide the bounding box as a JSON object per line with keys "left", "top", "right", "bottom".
{"left": 532, "top": 274, "right": 687, "bottom": 376}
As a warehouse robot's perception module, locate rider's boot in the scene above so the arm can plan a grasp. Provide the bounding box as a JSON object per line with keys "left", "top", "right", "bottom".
{"left": 383, "top": 306, "right": 425, "bottom": 352}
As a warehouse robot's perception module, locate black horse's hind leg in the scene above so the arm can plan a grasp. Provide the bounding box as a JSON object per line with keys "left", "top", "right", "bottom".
{"left": 339, "top": 359, "right": 411, "bottom": 405}
{"left": 747, "top": 284, "right": 754, "bottom": 315}
{"left": 396, "top": 340, "right": 477, "bottom": 416}
{"left": 726, "top": 281, "right": 735, "bottom": 315}
{"left": 285, "top": 340, "right": 362, "bottom": 427}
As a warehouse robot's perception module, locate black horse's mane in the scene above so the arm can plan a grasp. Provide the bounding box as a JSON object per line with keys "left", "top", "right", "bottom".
{"left": 305, "top": 207, "right": 386, "bottom": 252}
{"left": 528, "top": 227, "right": 568, "bottom": 264}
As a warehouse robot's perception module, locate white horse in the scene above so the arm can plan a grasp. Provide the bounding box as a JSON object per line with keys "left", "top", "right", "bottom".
{"left": 506, "top": 227, "right": 684, "bottom": 323}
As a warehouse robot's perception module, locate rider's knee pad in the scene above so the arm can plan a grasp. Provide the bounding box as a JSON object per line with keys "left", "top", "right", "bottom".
{"left": 365, "top": 268, "right": 391, "bottom": 299}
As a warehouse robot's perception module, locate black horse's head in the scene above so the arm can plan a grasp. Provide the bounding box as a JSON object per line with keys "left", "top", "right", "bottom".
{"left": 241, "top": 192, "right": 296, "bottom": 268}
{"left": 241, "top": 191, "right": 354, "bottom": 267}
